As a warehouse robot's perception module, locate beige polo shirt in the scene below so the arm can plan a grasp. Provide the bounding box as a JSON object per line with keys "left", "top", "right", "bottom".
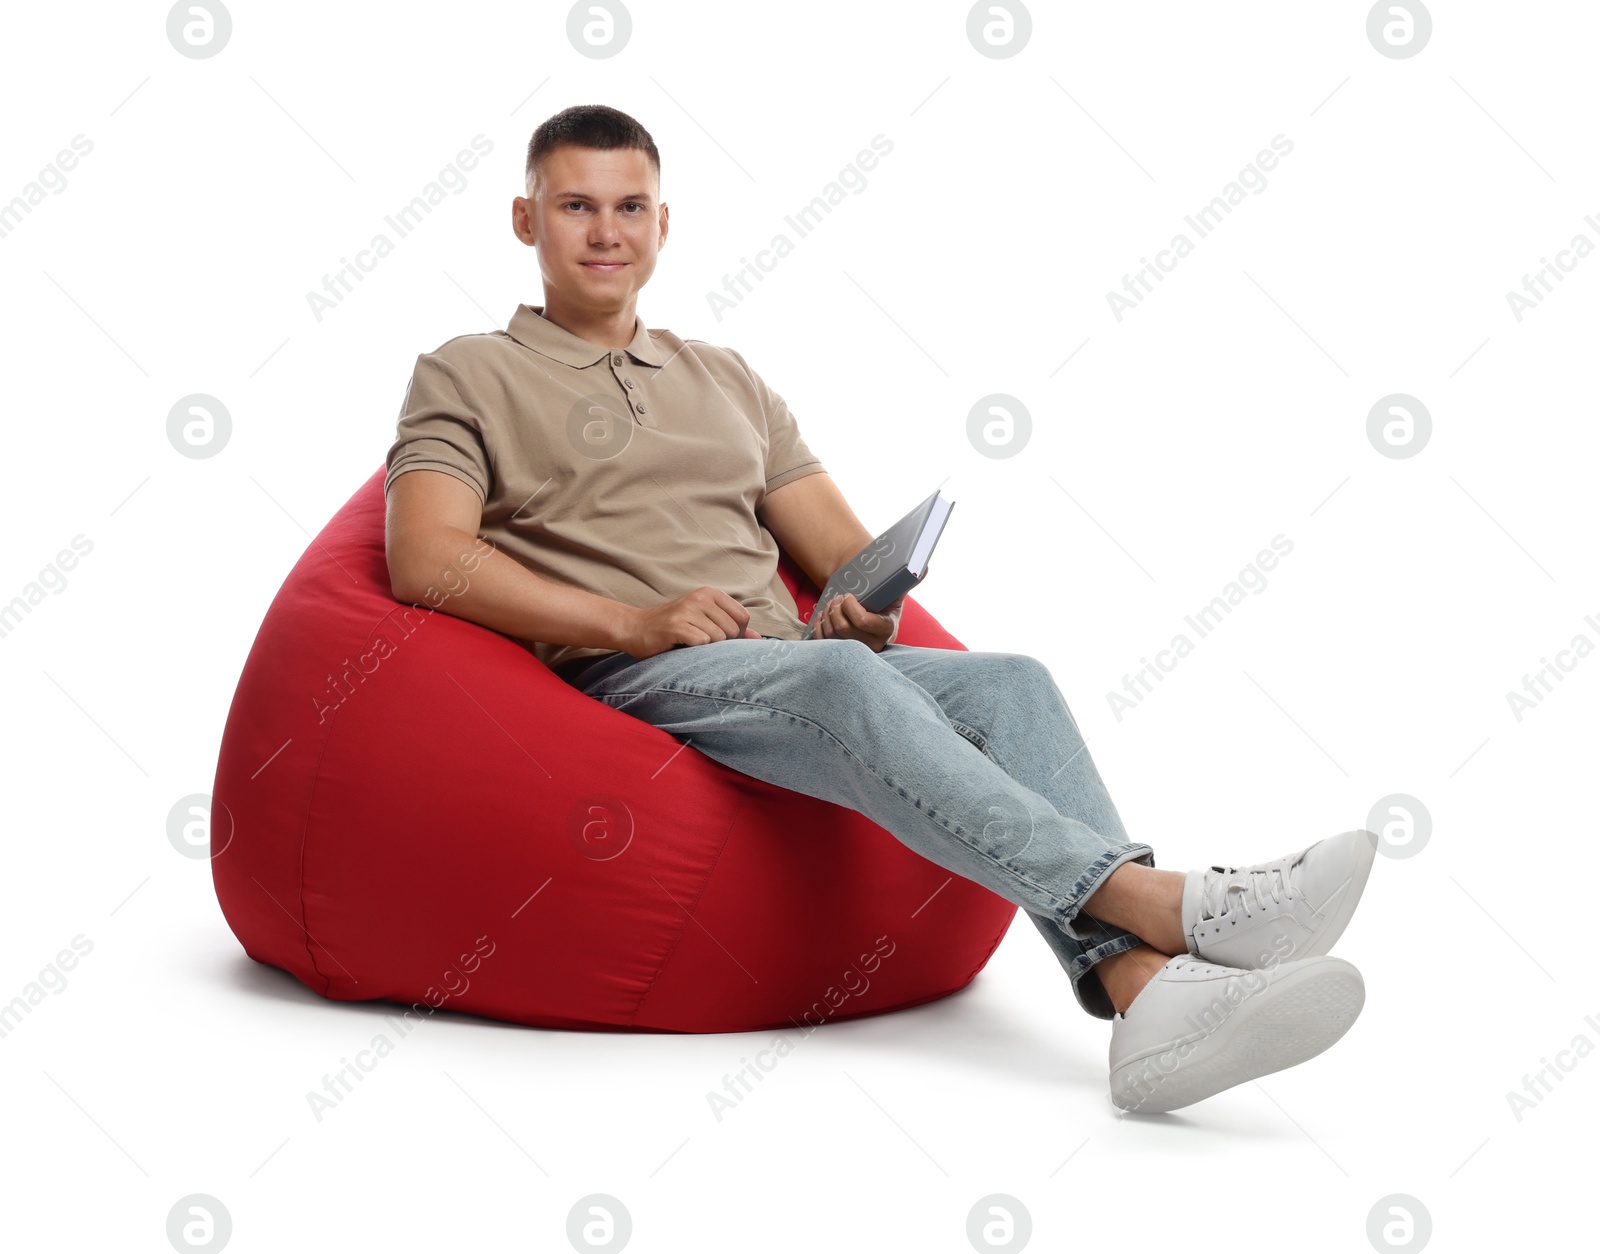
{"left": 384, "top": 304, "right": 828, "bottom": 675}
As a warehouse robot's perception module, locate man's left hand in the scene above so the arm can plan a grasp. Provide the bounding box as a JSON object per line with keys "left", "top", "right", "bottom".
{"left": 813, "top": 591, "right": 904, "bottom": 652}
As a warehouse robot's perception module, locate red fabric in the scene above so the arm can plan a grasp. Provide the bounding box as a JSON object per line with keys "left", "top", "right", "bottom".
{"left": 210, "top": 468, "right": 1016, "bottom": 1033}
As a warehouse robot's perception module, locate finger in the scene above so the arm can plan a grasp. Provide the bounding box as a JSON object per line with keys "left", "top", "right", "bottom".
{"left": 713, "top": 588, "right": 750, "bottom": 626}
{"left": 713, "top": 608, "right": 748, "bottom": 639}
{"left": 845, "top": 596, "right": 886, "bottom": 633}
{"left": 709, "top": 592, "right": 752, "bottom": 640}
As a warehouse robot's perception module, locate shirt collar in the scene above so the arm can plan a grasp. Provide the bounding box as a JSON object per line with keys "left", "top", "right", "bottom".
{"left": 504, "top": 303, "right": 667, "bottom": 368}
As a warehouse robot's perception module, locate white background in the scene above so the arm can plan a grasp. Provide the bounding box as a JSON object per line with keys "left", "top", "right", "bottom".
{"left": 1, "top": 1, "right": 1594, "bottom": 1250}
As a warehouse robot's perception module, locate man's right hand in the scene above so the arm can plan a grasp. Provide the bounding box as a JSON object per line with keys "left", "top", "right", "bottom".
{"left": 621, "top": 586, "right": 761, "bottom": 659}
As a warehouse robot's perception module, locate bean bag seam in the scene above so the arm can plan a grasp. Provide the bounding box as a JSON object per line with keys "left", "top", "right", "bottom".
{"left": 627, "top": 792, "right": 748, "bottom": 1027}
{"left": 290, "top": 669, "right": 348, "bottom": 997}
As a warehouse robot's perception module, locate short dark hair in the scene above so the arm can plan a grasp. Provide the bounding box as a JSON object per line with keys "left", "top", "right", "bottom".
{"left": 525, "top": 104, "right": 660, "bottom": 196}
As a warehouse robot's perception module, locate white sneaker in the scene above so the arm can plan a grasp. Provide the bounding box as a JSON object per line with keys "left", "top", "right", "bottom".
{"left": 1109, "top": 953, "right": 1364, "bottom": 1114}
{"left": 1181, "top": 829, "right": 1377, "bottom": 969}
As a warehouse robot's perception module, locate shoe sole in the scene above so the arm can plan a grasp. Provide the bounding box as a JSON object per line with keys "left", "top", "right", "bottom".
{"left": 1110, "top": 958, "right": 1364, "bottom": 1114}
{"left": 1297, "top": 830, "right": 1378, "bottom": 960}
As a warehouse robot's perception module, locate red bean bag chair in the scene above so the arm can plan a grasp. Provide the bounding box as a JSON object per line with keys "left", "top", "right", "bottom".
{"left": 209, "top": 467, "right": 1016, "bottom": 1033}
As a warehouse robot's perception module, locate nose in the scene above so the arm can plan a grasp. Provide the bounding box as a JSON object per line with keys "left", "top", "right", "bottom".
{"left": 589, "top": 209, "right": 621, "bottom": 246}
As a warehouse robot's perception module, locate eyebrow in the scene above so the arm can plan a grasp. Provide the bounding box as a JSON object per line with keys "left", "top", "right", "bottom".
{"left": 554, "top": 191, "right": 654, "bottom": 203}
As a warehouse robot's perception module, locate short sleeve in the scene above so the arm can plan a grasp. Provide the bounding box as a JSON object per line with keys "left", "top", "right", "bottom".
{"left": 727, "top": 349, "right": 827, "bottom": 497}
{"left": 384, "top": 351, "right": 492, "bottom": 502}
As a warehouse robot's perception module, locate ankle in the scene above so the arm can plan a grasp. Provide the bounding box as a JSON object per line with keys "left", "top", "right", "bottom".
{"left": 1082, "top": 864, "right": 1188, "bottom": 955}
{"left": 1097, "top": 945, "right": 1171, "bottom": 1016}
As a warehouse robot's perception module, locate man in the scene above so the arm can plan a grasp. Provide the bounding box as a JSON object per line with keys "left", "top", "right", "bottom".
{"left": 383, "top": 104, "right": 1377, "bottom": 1113}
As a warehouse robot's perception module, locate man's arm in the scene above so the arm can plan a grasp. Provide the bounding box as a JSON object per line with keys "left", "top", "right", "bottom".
{"left": 759, "top": 471, "right": 903, "bottom": 646}
{"left": 387, "top": 469, "right": 639, "bottom": 652}
{"left": 758, "top": 472, "right": 874, "bottom": 589}
{"left": 387, "top": 470, "right": 758, "bottom": 658}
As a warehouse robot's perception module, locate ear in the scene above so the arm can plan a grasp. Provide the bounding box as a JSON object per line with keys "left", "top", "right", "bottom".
{"left": 511, "top": 198, "right": 537, "bottom": 248}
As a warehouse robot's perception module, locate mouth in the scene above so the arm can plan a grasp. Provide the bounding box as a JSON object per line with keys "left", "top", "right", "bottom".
{"left": 581, "top": 261, "right": 629, "bottom": 273}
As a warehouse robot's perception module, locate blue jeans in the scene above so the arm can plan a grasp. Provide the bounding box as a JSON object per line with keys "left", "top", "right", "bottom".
{"left": 562, "top": 635, "right": 1156, "bottom": 1019}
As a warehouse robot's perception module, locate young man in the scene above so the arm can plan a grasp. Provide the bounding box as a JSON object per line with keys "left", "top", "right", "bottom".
{"left": 383, "top": 104, "right": 1377, "bottom": 1113}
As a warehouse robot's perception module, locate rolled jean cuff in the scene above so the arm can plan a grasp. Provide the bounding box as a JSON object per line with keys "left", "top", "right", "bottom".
{"left": 1055, "top": 841, "right": 1156, "bottom": 941}
{"left": 1066, "top": 931, "right": 1149, "bottom": 1020}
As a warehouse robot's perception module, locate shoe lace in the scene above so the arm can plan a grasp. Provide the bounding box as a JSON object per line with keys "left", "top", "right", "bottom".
{"left": 1197, "top": 851, "right": 1301, "bottom": 922}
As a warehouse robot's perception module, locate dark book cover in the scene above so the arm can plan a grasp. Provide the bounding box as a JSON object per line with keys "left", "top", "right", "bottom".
{"left": 801, "top": 489, "right": 955, "bottom": 640}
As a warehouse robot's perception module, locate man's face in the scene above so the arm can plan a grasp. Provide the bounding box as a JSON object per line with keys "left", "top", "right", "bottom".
{"left": 513, "top": 144, "right": 667, "bottom": 313}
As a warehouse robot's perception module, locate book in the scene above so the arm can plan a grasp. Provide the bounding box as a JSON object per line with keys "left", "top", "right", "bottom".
{"left": 801, "top": 489, "right": 955, "bottom": 640}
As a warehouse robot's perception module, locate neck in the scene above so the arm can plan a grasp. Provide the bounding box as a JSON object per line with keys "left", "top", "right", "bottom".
{"left": 537, "top": 298, "right": 637, "bottom": 352}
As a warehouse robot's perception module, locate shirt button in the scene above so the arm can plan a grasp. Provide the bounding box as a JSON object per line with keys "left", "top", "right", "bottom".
{"left": 635, "top": 403, "right": 648, "bottom": 415}
{"left": 612, "top": 354, "right": 624, "bottom": 366}
{"left": 624, "top": 378, "right": 637, "bottom": 389}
